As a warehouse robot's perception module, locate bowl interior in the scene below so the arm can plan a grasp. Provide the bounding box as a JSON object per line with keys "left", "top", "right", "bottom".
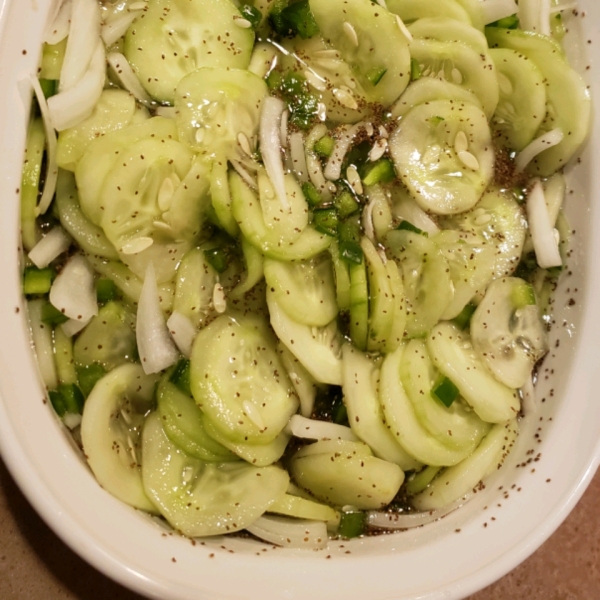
{"left": 0, "top": 2, "right": 599, "bottom": 599}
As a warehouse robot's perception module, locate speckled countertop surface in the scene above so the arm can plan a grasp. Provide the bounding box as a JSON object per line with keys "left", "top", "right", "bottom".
{"left": 0, "top": 457, "right": 598, "bottom": 599}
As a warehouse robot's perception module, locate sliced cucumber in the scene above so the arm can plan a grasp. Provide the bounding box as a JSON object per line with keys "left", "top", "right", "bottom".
{"left": 348, "top": 258, "right": 369, "bottom": 351}
{"left": 409, "top": 39, "right": 499, "bottom": 118}
{"left": 412, "top": 419, "right": 518, "bottom": 511}
{"left": 427, "top": 322, "right": 520, "bottom": 423}
{"left": 309, "top": 0, "right": 411, "bottom": 106}
{"left": 263, "top": 255, "right": 338, "bottom": 328}
{"left": 439, "top": 187, "right": 527, "bottom": 281}
{"left": 190, "top": 313, "right": 298, "bottom": 444}
{"left": 56, "top": 89, "right": 137, "bottom": 171}
{"left": 142, "top": 411, "right": 289, "bottom": 536}
{"left": 267, "top": 289, "right": 343, "bottom": 386}
{"left": 175, "top": 67, "right": 267, "bottom": 161}
{"left": 157, "top": 379, "right": 236, "bottom": 462}
{"left": 268, "top": 493, "right": 340, "bottom": 525}
{"left": 290, "top": 439, "right": 405, "bottom": 510}
{"left": 341, "top": 345, "right": 422, "bottom": 471}
{"left": 470, "top": 277, "right": 549, "bottom": 389}
{"left": 210, "top": 159, "right": 238, "bottom": 237}
{"left": 486, "top": 27, "right": 591, "bottom": 175}
{"left": 408, "top": 17, "right": 488, "bottom": 53}
{"left": 386, "top": 0, "right": 473, "bottom": 26}
{"left": 379, "top": 345, "right": 478, "bottom": 466}
{"left": 389, "top": 99, "right": 494, "bottom": 215}
{"left": 277, "top": 343, "right": 317, "bottom": 419}
{"left": 386, "top": 229, "right": 453, "bottom": 339}
{"left": 329, "top": 240, "right": 351, "bottom": 311}
{"left": 399, "top": 340, "right": 491, "bottom": 450}
{"left": 489, "top": 48, "right": 546, "bottom": 152}
{"left": 124, "top": 0, "right": 254, "bottom": 104}
{"left": 230, "top": 238, "right": 264, "bottom": 299}
{"left": 80, "top": 363, "right": 158, "bottom": 512}
{"left": 384, "top": 258, "right": 408, "bottom": 352}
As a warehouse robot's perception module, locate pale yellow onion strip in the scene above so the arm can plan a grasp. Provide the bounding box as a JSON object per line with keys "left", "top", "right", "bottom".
{"left": 28, "top": 226, "right": 71, "bottom": 268}
{"left": 107, "top": 52, "right": 155, "bottom": 107}
{"left": 47, "top": 40, "right": 106, "bottom": 132}
{"left": 518, "top": 0, "right": 550, "bottom": 35}
{"left": 50, "top": 254, "right": 98, "bottom": 322}
{"left": 285, "top": 414, "right": 359, "bottom": 442}
{"left": 324, "top": 122, "right": 366, "bottom": 181}
{"left": 479, "top": 0, "right": 518, "bottom": 25}
{"left": 59, "top": 0, "right": 101, "bottom": 92}
{"left": 526, "top": 180, "right": 562, "bottom": 269}
{"left": 101, "top": 9, "right": 143, "bottom": 47}
{"left": 260, "top": 96, "right": 289, "bottom": 211}
{"left": 44, "top": 0, "right": 72, "bottom": 45}
{"left": 289, "top": 131, "right": 309, "bottom": 184}
{"left": 246, "top": 515, "right": 328, "bottom": 550}
{"left": 61, "top": 317, "right": 91, "bottom": 338}
{"left": 166, "top": 311, "right": 196, "bottom": 359}
{"left": 305, "top": 123, "right": 332, "bottom": 202}
{"left": 514, "top": 128, "right": 563, "bottom": 173}
{"left": 29, "top": 76, "right": 58, "bottom": 215}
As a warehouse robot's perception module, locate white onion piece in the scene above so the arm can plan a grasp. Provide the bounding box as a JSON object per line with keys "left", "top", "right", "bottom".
{"left": 61, "top": 316, "right": 92, "bottom": 337}
{"left": 305, "top": 124, "right": 332, "bottom": 202}
{"left": 48, "top": 40, "right": 106, "bottom": 131}
{"left": 28, "top": 226, "right": 71, "bottom": 268}
{"left": 166, "top": 311, "right": 196, "bottom": 358}
{"left": 285, "top": 414, "right": 358, "bottom": 442}
{"left": 45, "top": 0, "right": 72, "bottom": 45}
{"left": 102, "top": 10, "right": 142, "bottom": 47}
{"left": 362, "top": 198, "right": 376, "bottom": 242}
{"left": 366, "top": 495, "right": 469, "bottom": 530}
{"left": 107, "top": 52, "right": 155, "bottom": 107}
{"left": 246, "top": 515, "right": 328, "bottom": 550}
{"left": 289, "top": 131, "right": 309, "bottom": 184}
{"left": 260, "top": 96, "right": 289, "bottom": 211}
{"left": 136, "top": 263, "right": 180, "bottom": 374}
{"left": 27, "top": 299, "right": 58, "bottom": 391}
{"left": 479, "top": 0, "right": 518, "bottom": 25}
{"left": 230, "top": 159, "right": 258, "bottom": 189}
{"left": 50, "top": 254, "right": 98, "bottom": 322}
{"left": 520, "top": 373, "right": 538, "bottom": 416}
{"left": 154, "top": 106, "right": 177, "bottom": 119}
{"left": 29, "top": 77, "right": 58, "bottom": 215}
{"left": 324, "top": 123, "right": 365, "bottom": 181}
{"left": 515, "top": 128, "right": 564, "bottom": 173}
{"left": 392, "top": 195, "right": 440, "bottom": 236}
{"left": 279, "top": 109, "right": 289, "bottom": 149}
{"left": 542, "top": 172, "right": 565, "bottom": 226}
{"left": 278, "top": 345, "right": 317, "bottom": 418}
{"left": 63, "top": 413, "right": 83, "bottom": 430}
{"left": 526, "top": 180, "right": 562, "bottom": 269}
{"left": 59, "top": 0, "right": 101, "bottom": 92}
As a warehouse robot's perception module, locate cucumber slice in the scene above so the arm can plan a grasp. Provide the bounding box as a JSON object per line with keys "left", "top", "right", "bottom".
{"left": 73, "top": 302, "right": 137, "bottom": 371}
{"left": 486, "top": 27, "right": 591, "bottom": 175}
{"left": 267, "top": 289, "right": 343, "bottom": 386}
{"left": 489, "top": 48, "right": 546, "bottom": 152}
{"left": 434, "top": 230, "right": 496, "bottom": 320}
{"left": 341, "top": 345, "right": 422, "bottom": 471}
{"left": 391, "top": 78, "right": 483, "bottom": 120}
{"left": 329, "top": 240, "right": 351, "bottom": 311}
{"left": 412, "top": 419, "right": 518, "bottom": 511}
{"left": 290, "top": 439, "right": 405, "bottom": 510}
{"left": 201, "top": 414, "right": 290, "bottom": 467}
{"left": 409, "top": 39, "right": 499, "bottom": 119}
{"left": 263, "top": 255, "right": 338, "bottom": 328}
{"left": 230, "top": 237, "right": 264, "bottom": 299}
{"left": 399, "top": 340, "right": 491, "bottom": 450}
{"left": 124, "top": 0, "right": 254, "bottom": 104}
{"left": 379, "top": 345, "right": 477, "bottom": 466}
{"left": 308, "top": 0, "right": 410, "bottom": 106}
{"left": 173, "top": 247, "right": 217, "bottom": 329}
{"left": 175, "top": 67, "right": 267, "bottom": 161}
{"left": 389, "top": 99, "right": 494, "bottom": 215}
{"left": 80, "top": 363, "right": 158, "bottom": 512}
{"left": 190, "top": 313, "right": 298, "bottom": 444}
{"left": 268, "top": 493, "right": 340, "bottom": 525}
{"left": 277, "top": 343, "right": 317, "bottom": 419}
{"left": 386, "top": 0, "right": 472, "bottom": 26}
{"left": 229, "top": 171, "right": 331, "bottom": 261}
{"left": 408, "top": 17, "right": 488, "bottom": 53}
{"left": 210, "top": 159, "right": 238, "bottom": 237}
{"left": 157, "top": 379, "right": 236, "bottom": 462}
{"left": 348, "top": 259, "right": 369, "bottom": 351}
{"left": 384, "top": 258, "right": 408, "bottom": 353}
{"left": 142, "top": 412, "right": 289, "bottom": 537}
{"left": 427, "top": 322, "right": 520, "bottom": 423}
{"left": 386, "top": 229, "right": 453, "bottom": 339}
{"left": 56, "top": 90, "right": 137, "bottom": 172}
{"left": 470, "top": 277, "right": 549, "bottom": 389}
{"left": 439, "top": 187, "right": 527, "bottom": 281}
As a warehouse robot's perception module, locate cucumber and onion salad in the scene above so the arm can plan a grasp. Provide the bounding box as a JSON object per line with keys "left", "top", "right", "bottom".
{"left": 21, "top": 0, "right": 589, "bottom": 548}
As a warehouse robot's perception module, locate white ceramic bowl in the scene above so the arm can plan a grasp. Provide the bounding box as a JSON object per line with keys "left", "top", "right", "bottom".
{"left": 1, "top": 2, "right": 599, "bottom": 599}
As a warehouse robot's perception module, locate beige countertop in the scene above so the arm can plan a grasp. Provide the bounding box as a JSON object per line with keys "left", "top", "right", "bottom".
{"left": 1, "top": 456, "right": 598, "bottom": 599}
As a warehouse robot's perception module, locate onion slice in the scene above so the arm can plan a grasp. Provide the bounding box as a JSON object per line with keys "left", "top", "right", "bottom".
{"left": 285, "top": 414, "right": 358, "bottom": 442}
{"left": 166, "top": 311, "right": 196, "bottom": 358}
{"left": 324, "top": 122, "right": 366, "bottom": 181}
{"left": 136, "top": 263, "right": 180, "bottom": 374}
{"left": 259, "top": 96, "right": 289, "bottom": 210}
{"left": 45, "top": 0, "right": 73, "bottom": 45}
{"left": 526, "top": 180, "right": 562, "bottom": 269}
{"left": 28, "top": 226, "right": 71, "bottom": 268}
{"left": 515, "top": 128, "right": 564, "bottom": 173}
{"left": 107, "top": 52, "right": 155, "bottom": 107}
{"left": 246, "top": 515, "right": 328, "bottom": 550}
{"left": 49, "top": 254, "right": 98, "bottom": 322}
{"left": 289, "top": 131, "right": 309, "bottom": 183}
{"left": 479, "top": 0, "right": 518, "bottom": 25}
{"left": 102, "top": 9, "right": 143, "bottom": 47}
{"left": 48, "top": 39, "right": 106, "bottom": 131}
{"left": 59, "top": 0, "right": 102, "bottom": 92}
{"left": 61, "top": 316, "right": 92, "bottom": 338}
